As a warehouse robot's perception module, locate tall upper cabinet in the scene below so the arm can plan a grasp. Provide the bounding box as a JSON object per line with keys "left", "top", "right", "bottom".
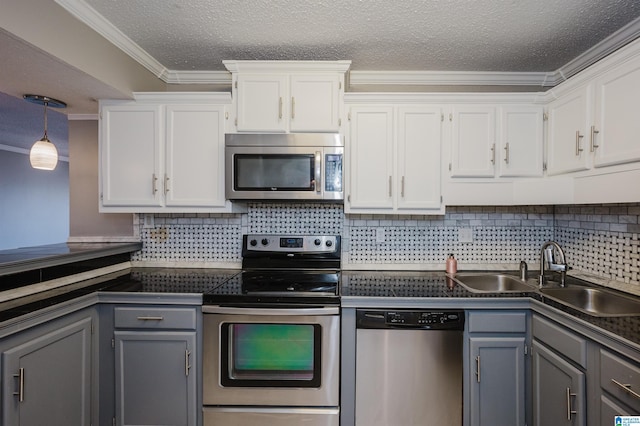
{"left": 223, "top": 61, "right": 351, "bottom": 133}
{"left": 100, "top": 93, "right": 236, "bottom": 213}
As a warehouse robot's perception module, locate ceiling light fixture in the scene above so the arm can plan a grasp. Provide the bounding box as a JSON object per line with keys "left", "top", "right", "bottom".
{"left": 23, "top": 94, "right": 67, "bottom": 171}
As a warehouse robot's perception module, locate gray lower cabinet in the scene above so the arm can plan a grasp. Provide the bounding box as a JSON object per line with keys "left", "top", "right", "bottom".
{"left": 532, "top": 315, "right": 586, "bottom": 426}
{"left": 113, "top": 306, "right": 197, "bottom": 426}
{"left": 598, "top": 348, "right": 640, "bottom": 423}
{"left": 1, "top": 308, "right": 95, "bottom": 426}
{"left": 465, "top": 310, "right": 528, "bottom": 426}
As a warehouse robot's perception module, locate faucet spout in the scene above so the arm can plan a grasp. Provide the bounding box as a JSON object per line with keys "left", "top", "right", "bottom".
{"left": 538, "top": 241, "right": 568, "bottom": 287}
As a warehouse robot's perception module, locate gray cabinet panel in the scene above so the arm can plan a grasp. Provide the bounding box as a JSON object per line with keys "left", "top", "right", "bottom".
{"left": 2, "top": 313, "right": 93, "bottom": 426}
{"left": 469, "top": 336, "right": 526, "bottom": 426}
{"left": 115, "top": 330, "right": 196, "bottom": 426}
{"left": 532, "top": 315, "right": 587, "bottom": 368}
{"left": 532, "top": 341, "right": 585, "bottom": 426}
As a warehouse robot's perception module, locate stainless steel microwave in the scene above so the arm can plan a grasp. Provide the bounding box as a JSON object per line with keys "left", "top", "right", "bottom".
{"left": 225, "top": 133, "right": 343, "bottom": 201}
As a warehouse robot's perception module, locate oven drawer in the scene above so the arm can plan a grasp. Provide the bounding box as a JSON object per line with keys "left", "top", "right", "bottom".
{"left": 203, "top": 407, "right": 339, "bottom": 426}
{"left": 114, "top": 307, "right": 197, "bottom": 330}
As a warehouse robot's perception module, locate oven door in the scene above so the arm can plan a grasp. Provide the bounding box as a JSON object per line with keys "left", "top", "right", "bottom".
{"left": 202, "top": 306, "right": 340, "bottom": 407}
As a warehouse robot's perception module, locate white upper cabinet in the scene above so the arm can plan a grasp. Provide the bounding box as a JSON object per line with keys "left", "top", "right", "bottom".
{"left": 450, "top": 106, "right": 496, "bottom": 178}
{"left": 224, "top": 61, "right": 350, "bottom": 133}
{"left": 100, "top": 93, "right": 235, "bottom": 213}
{"left": 592, "top": 56, "right": 640, "bottom": 168}
{"left": 498, "top": 106, "right": 544, "bottom": 178}
{"left": 546, "top": 85, "right": 592, "bottom": 176}
{"left": 345, "top": 95, "right": 443, "bottom": 214}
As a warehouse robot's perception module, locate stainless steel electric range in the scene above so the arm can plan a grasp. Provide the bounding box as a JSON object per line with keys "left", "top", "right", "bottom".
{"left": 202, "top": 234, "right": 341, "bottom": 426}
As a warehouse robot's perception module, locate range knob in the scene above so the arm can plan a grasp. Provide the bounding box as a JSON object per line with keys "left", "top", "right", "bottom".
{"left": 249, "top": 239, "right": 258, "bottom": 247}
{"left": 326, "top": 240, "right": 333, "bottom": 247}
{"left": 314, "top": 239, "right": 322, "bottom": 246}
{"left": 261, "top": 238, "right": 269, "bottom": 246}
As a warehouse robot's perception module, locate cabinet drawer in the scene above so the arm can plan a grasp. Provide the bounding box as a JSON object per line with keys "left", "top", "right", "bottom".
{"left": 600, "top": 349, "right": 640, "bottom": 412}
{"left": 114, "top": 307, "right": 197, "bottom": 330}
{"left": 532, "top": 315, "right": 587, "bottom": 368}
{"left": 467, "top": 311, "right": 527, "bottom": 333}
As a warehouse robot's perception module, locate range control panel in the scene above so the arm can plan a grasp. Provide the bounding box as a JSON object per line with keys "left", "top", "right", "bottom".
{"left": 244, "top": 234, "right": 339, "bottom": 253}
{"left": 357, "top": 310, "right": 465, "bottom": 330}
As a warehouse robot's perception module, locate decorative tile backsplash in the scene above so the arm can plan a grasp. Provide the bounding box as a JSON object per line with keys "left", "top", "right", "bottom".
{"left": 131, "top": 203, "right": 640, "bottom": 289}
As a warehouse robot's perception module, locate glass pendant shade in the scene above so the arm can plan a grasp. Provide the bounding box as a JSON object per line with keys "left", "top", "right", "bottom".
{"left": 30, "top": 137, "right": 58, "bottom": 170}
{"left": 23, "top": 94, "right": 66, "bottom": 171}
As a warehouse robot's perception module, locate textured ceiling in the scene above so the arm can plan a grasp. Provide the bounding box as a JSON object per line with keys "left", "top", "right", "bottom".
{"left": 84, "top": 0, "right": 640, "bottom": 72}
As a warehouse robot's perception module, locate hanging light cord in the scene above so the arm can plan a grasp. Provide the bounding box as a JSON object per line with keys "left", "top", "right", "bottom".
{"left": 42, "top": 100, "right": 49, "bottom": 141}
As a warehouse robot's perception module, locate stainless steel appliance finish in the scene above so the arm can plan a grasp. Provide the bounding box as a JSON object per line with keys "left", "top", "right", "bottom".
{"left": 225, "top": 133, "right": 343, "bottom": 201}
{"left": 355, "top": 310, "right": 464, "bottom": 426}
{"left": 202, "top": 234, "right": 341, "bottom": 426}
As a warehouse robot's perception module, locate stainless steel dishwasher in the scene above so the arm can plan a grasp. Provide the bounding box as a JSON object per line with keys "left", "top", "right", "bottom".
{"left": 355, "top": 309, "right": 464, "bottom": 426}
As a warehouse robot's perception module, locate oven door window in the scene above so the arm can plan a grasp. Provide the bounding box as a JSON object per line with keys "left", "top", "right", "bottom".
{"left": 221, "top": 323, "right": 321, "bottom": 387}
{"left": 234, "top": 154, "right": 315, "bottom": 191}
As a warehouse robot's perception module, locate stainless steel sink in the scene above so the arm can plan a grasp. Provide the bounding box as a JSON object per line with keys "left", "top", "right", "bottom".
{"left": 452, "top": 273, "right": 536, "bottom": 293}
{"left": 540, "top": 286, "right": 640, "bottom": 317}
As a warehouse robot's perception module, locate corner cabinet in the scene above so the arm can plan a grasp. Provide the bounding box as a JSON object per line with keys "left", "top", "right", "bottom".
{"left": 1, "top": 308, "right": 96, "bottom": 426}
{"left": 465, "top": 310, "right": 528, "bottom": 426}
{"left": 99, "top": 93, "right": 236, "bottom": 213}
{"left": 345, "top": 95, "right": 444, "bottom": 215}
{"left": 224, "top": 60, "right": 351, "bottom": 133}
{"left": 113, "top": 306, "right": 198, "bottom": 426}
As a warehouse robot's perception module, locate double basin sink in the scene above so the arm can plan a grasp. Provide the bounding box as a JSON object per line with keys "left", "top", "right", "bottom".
{"left": 451, "top": 273, "right": 640, "bottom": 317}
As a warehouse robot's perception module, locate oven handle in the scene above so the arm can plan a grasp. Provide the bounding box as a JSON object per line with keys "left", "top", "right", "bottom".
{"left": 203, "top": 306, "right": 339, "bottom": 316}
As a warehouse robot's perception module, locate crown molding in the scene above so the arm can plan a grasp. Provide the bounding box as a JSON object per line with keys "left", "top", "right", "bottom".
{"left": 349, "top": 70, "right": 550, "bottom": 87}
{"left": 162, "top": 70, "right": 231, "bottom": 85}
{"left": 223, "top": 60, "right": 352, "bottom": 73}
{"left": 344, "top": 92, "right": 544, "bottom": 105}
{"left": 55, "top": 0, "right": 168, "bottom": 79}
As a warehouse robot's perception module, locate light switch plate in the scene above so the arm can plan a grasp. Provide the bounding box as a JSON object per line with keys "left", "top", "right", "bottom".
{"left": 458, "top": 228, "right": 473, "bottom": 243}
{"left": 376, "top": 228, "right": 386, "bottom": 243}
{"left": 143, "top": 214, "right": 155, "bottom": 229}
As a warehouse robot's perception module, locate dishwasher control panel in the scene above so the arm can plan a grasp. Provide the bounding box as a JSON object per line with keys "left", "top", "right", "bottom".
{"left": 357, "top": 310, "right": 464, "bottom": 330}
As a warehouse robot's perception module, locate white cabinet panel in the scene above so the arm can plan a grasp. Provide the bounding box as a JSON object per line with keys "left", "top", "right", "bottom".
{"left": 450, "top": 106, "right": 496, "bottom": 177}
{"left": 546, "top": 86, "right": 592, "bottom": 176}
{"left": 100, "top": 104, "right": 162, "bottom": 207}
{"left": 236, "top": 74, "right": 288, "bottom": 132}
{"left": 593, "top": 57, "right": 640, "bottom": 168}
{"left": 290, "top": 74, "right": 341, "bottom": 132}
{"left": 499, "top": 106, "right": 544, "bottom": 177}
{"left": 347, "top": 106, "right": 394, "bottom": 210}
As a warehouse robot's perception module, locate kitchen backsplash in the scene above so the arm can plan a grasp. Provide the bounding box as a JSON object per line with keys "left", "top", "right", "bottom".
{"left": 131, "top": 203, "right": 639, "bottom": 290}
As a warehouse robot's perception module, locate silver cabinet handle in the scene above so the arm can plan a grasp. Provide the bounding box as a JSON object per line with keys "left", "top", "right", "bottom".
{"left": 475, "top": 356, "right": 480, "bottom": 383}
{"left": 315, "top": 151, "right": 322, "bottom": 193}
{"left": 590, "top": 125, "right": 600, "bottom": 152}
{"left": 13, "top": 368, "right": 24, "bottom": 402}
{"left": 136, "top": 316, "right": 164, "bottom": 321}
{"left": 164, "top": 174, "right": 169, "bottom": 194}
{"left": 490, "top": 144, "right": 496, "bottom": 165}
{"left": 566, "top": 387, "right": 577, "bottom": 420}
{"left": 401, "top": 176, "right": 405, "bottom": 198}
{"left": 278, "top": 97, "right": 283, "bottom": 119}
{"left": 152, "top": 173, "right": 158, "bottom": 194}
{"left": 504, "top": 142, "right": 510, "bottom": 164}
{"left": 291, "top": 97, "right": 295, "bottom": 119}
{"left": 611, "top": 379, "right": 640, "bottom": 399}
{"left": 388, "top": 176, "right": 392, "bottom": 197}
{"left": 185, "top": 350, "right": 191, "bottom": 376}
{"left": 575, "top": 131, "right": 584, "bottom": 156}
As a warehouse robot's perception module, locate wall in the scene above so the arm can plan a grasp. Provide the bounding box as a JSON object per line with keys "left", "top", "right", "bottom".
{"left": 68, "top": 119, "right": 134, "bottom": 241}
{"left": 131, "top": 203, "right": 640, "bottom": 293}
{"left": 0, "top": 150, "right": 69, "bottom": 249}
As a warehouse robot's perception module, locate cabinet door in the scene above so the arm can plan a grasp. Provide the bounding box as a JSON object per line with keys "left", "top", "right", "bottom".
{"left": 532, "top": 341, "right": 585, "bottom": 426}
{"left": 236, "top": 74, "right": 288, "bottom": 132}
{"left": 290, "top": 74, "right": 341, "bottom": 132}
{"left": 469, "top": 336, "right": 526, "bottom": 426}
{"left": 2, "top": 316, "right": 92, "bottom": 426}
{"left": 546, "top": 86, "right": 591, "bottom": 176}
{"left": 101, "top": 104, "right": 163, "bottom": 207}
{"left": 593, "top": 57, "right": 640, "bottom": 168}
{"left": 396, "top": 106, "right": 442, "bottom": 210}
{"left": 346, "top": 106, "right": 394, "bottom": 211}
{"left": 165, "top": 104, "right": 226, "bottom": 207}
{"left": 499, "top": 106, "right": 544, "bottom": 177}
{"left": 450, "top": 106, "right": 496, "bottom": 177}
{"left": 114, "top": 331, "right": 196, "bottom": 426}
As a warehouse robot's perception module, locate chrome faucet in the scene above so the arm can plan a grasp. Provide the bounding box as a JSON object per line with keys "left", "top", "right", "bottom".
{"left": 538, "top": 241, "right": 568, "bottom": 287}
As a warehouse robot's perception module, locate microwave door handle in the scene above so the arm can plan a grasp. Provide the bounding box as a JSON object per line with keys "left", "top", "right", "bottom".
{"left": 315, "top": 151, "right": 322, "bottom": 194}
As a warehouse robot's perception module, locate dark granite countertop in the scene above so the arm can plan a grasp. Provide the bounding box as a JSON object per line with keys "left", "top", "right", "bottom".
{"left": 0, "top": 242, "right": 143, "bottom": 277}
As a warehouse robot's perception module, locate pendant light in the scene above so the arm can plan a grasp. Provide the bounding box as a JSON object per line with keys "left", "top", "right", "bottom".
{"left": 23, "top": 94, "right": 67, "bottom": 171}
